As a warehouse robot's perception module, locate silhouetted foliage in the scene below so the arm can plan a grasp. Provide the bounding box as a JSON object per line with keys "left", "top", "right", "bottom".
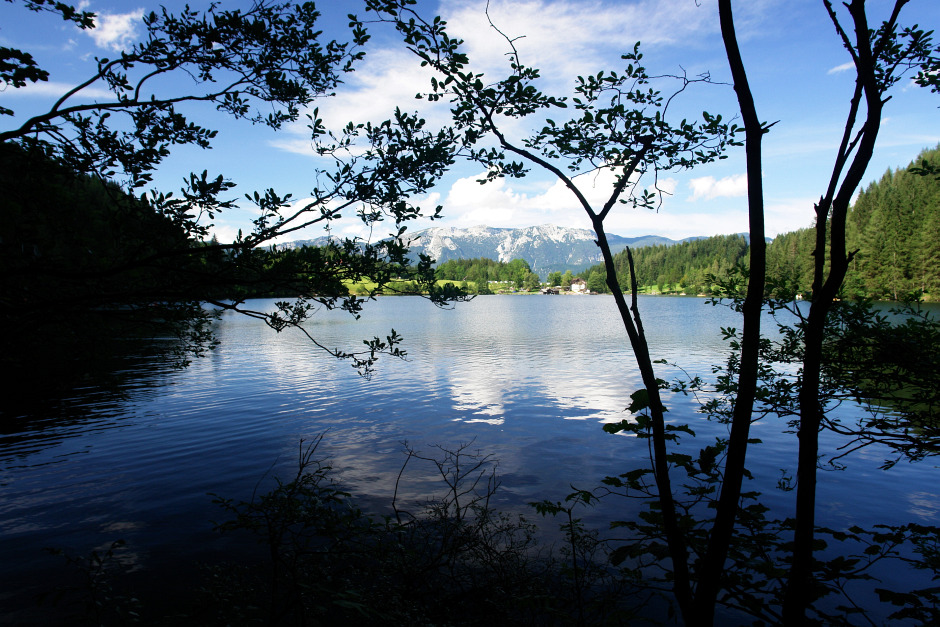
{"left": 1, "top": 1, "right": 468, "bottom": 382}
{"left": 362, "top": 1, "right": 940, "bottom": 624}
{"left": 47, "top": 438, "right": 646, "bottom": 625}
{"left": 364, "top": 2, "right": 740, "bottom": 623}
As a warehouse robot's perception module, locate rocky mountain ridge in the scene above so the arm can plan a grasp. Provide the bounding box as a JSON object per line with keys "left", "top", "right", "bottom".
{"left": 282, "top": 224, "right": 703, "bottom": 279}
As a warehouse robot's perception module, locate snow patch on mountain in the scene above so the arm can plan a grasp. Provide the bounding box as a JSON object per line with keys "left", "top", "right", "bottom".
{"left": 280, "top": 224, "right": 696, "bottom": 280}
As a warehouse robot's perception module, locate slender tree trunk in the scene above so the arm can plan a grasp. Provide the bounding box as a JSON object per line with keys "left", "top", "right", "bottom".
{"left": 690, "top": 3, "right": 767, "bottom": 622}
{"left": 785, "top": 311, "right": 824, "bottom": 622}
{"left": 784, "top": 2, "right": 893, "bottom": 618}
{"left": 594, "top": 218, "right": 695, "bottom": 621}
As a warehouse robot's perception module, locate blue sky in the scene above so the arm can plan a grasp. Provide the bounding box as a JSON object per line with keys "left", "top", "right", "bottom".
{"left": 2, "top": 0, "right": 938, "bottom": 244}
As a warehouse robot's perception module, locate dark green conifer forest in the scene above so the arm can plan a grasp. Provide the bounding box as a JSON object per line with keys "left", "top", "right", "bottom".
{"left": 580, "top": 234, "right": 750, "bottom": 295}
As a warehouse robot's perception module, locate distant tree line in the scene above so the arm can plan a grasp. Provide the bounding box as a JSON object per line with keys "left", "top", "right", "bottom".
{"left": 166, "top": 143, "right": 940, "bottom": 302}
{"left": 434, "top": 257, "right": 541, "bottom": 292}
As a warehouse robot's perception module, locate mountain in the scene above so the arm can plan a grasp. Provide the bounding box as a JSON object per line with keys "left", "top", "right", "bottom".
{"left": 280, "top": 224, "right": 701, "bottom": 279}
{"left": 402, "top": 225, "right": 698, "bottom": 279}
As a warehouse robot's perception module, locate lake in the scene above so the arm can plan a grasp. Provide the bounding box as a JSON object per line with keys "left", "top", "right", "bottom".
{"left": 2, "top": 295, "right": 938, "bottom": 622}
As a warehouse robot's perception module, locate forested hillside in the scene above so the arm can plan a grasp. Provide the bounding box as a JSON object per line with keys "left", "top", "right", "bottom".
{"left": 843, "top": 145, "right": 939, "bottom": 299}
{"left": 578, "top": 234, "right": 750, "bottom": 294}
{"left": 763, "top": 145, "right": 940, "bottom": 299}
{"left": 579, "top": 146, "right": 940, "bottom": 299}
{"left": 1, "top": 141, "right": 208, "bottom": 378}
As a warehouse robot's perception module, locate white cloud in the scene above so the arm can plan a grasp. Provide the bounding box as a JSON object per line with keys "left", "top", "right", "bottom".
{"left": 429, "top": 167, "right": 697, "bottom": 236}
{"left": 2, "top": 80, "right": 112, "bottom": 99}
{"left": 321, "top": 48, "right": 448, "bottom": 130}
{"left": 764, "top": 197, "right": 815, "bottom": 236}
{"left": 274, "top": 0, "right": 730, "bottom": 157}
{"left": 267, "top": 137, "right": 318, "bottom": 157}
{"left": 688, "top": 173, "right": 748, "bottom": 200}
{"left": 273, "top": 47, "right": 454, "bottom": 157}
{"left": 438, "top": 167, "right": 628, "bottom": 228}
{"left": 207, "top": 224, "right": 240, "bottom": 246}
{"left": 87, "top": 9, "right": 144, "bottom": 51}
{"left": 442, "top": 174, "right": 527, "bottom": 225}
{"left": 827, "top": 61, "right": 855, "bottom": 75}
{"left": 443, "top": 0, "right": 717, "bottom": 79}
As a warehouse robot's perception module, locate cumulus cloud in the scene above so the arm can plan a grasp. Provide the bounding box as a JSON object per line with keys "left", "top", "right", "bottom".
{"left": 431, "top": 167, "right": 688, "bottom": 234}
{"left": 87, "top": 8, "right": 145, "bottom": 51}
{"left": 443, "top": 0, "right": 717, "bottom": 77}
{"left": 274, "top": 0, "right": 730, "bottom": 156}
{"left": 439, "top": 168, "right": 617, "bottom": 227}
{"left": 318, "top": 48, "right": 448, "bottom": 131}
{"left": 688, "top": 173, "right": 748, "bottom": 201}
{"left": 271, "top": 47, "right": 455, "bottom": 157}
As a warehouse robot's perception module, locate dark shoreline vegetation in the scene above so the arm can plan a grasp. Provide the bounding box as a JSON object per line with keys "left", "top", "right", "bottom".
{"left": 35, "top": 435, "right": 650, "bottom": 626}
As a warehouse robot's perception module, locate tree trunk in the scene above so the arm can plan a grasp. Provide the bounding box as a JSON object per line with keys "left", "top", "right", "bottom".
{"left": 692, "top": 3, "right": 767, "bottom": 621}
{"left": 783, "top": 1, "right": 893, "bottom": 618}
{"left": 594, "top": 218, "right": 696, "bottom": 621}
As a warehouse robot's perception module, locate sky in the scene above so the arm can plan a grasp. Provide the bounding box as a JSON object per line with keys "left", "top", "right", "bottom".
{"left": 2, "top": 0, "right": 938, "bottom": 244}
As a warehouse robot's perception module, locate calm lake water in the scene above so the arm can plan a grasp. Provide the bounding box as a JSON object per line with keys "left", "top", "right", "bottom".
{"left": 2, "top": 295, "right": 938, "bottom": 622}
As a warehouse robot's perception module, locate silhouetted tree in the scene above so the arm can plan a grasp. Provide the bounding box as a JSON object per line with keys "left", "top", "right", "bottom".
{"left": 716, "top": 1, "right": 939, "bottom": 622}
